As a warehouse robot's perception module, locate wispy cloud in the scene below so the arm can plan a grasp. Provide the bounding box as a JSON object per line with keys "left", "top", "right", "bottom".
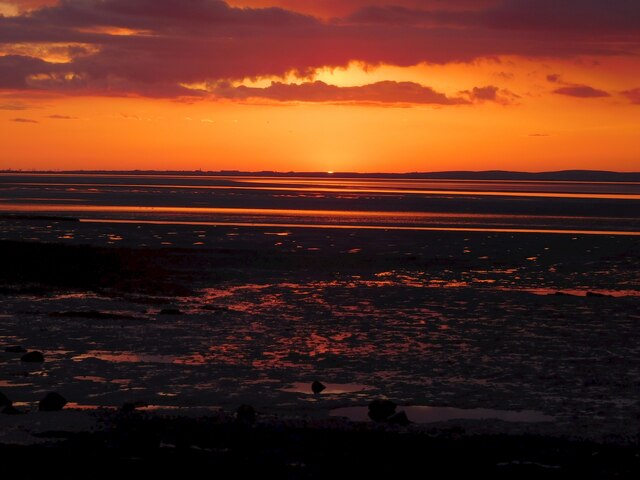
{"left": 47, "top": 114, "right": 78, "bottom": 119}
{"left": 10, "top": 117, "right": 38, "bottom": 123}
{"left": 0, "top": 102, "right": 33, "bottom": 110}
{"left": 553, "top": 85, "right": 610, "bottom": 98}
{"left": 621, "top": 88, "right": 640, "bottom": 104}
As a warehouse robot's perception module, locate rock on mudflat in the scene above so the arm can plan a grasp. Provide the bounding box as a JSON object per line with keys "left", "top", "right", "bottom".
{"left": 311, "top": 381, "right": 326, "bottom": 394}
{"left": 2, "top": 405, "right": 25, "bottom": 415}
{"left": 387, "top": 411, "right": 411, "bottom": 426}
{"left": 368, "top": 399, "right": 397, "bottom": 422}
{"left": 39, "top": 392, "right": 67, "bottom": 411}
{"left": 4, "top": 346, "right": 27, "bottom": 353}
{"left": 121, "top": 402, "right": 148, "bottom": 413}
{"left": 586, "top": 291, "right": 611, "bottom": 298}
{"left": 21, "top": 351, "right": 44, "bottom": 362}
{"left": 236, "top": 404, "right": 256, "bottom": 424}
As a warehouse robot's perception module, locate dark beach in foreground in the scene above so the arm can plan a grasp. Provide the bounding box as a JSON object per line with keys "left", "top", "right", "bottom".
{"left": 0, "top": 223, "right": 639, "bottom": 476}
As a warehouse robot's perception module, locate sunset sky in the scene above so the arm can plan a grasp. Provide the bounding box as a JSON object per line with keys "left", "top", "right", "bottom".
{"left": 1, "top": 0, "right": 639, "bottom": 172}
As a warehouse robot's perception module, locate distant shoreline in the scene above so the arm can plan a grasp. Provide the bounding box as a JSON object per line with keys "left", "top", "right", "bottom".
{"left": 2, "top": 170, "right": 640, "bottom": 182}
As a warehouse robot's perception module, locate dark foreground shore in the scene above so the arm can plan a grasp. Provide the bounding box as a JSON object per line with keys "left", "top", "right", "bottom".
{"left": 2, "top": 409, "right": 639, "bottom": 479}
{"left": 1, "top": 225, "right": 639, "bottom": 476}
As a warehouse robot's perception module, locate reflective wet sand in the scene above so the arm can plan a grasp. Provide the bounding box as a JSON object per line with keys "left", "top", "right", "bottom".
{"left": 0, "top": 174, "right": 638, "bottom": 440}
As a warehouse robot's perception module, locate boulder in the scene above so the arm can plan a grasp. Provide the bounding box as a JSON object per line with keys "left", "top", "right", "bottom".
{"left": 311, "top": 381, "right": 326, "bottom": 394}
{"left": 236, "top": 404, "right": 256, "bottom": 424}
{"left": 39, "top": 392, "right": 67, "bottom": 411}
{"left": 2, "top": 405, "right": 25, "bottom": 415}
{"left": 21, "top": 351, "right": 44, "bottom": 362}
{"left": 368, "top": 399, "right": 397, "bottom": 422}
{"left": 586, "top": 291, "right": 610, "bottom": 298}
{"left": 387, "top": 411, "right": 411, "bottom": 426}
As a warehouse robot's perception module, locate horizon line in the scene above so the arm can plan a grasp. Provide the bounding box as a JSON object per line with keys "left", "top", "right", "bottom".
{"left": 2, "top": 169, "right": 640, "bottom": 175}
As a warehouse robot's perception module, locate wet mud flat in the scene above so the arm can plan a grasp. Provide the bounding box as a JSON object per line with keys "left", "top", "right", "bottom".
{"left": 1, "top": 226, "right": 639, "bottom": 467}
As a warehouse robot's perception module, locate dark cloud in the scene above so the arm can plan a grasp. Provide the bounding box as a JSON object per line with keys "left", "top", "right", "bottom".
{"left": 547, "top": 75, "right": 612, "bottom": 99}
{"left": 47, "top": 114, "right": 78, "bottom": 119}
{"left": 553, "top": 85, "right": 611, "bottom": 98}
{"left": 342, "top": 6, "right": 476, "bottom": 26}
{"left": 343, "top": 0, "right": 640, "bottom": 34}
{"left": 528, "top": 133, "right": 550, "bottom": 137}
{"left": 483, "top": 0, "right": 640, "bottom": 34}
{"left": 212, "top": 80, "right": 469, "bottom": 105}
{"left": 28, "top": 0, "right": 318, "bottom": 30}
{"left": 621, "top": 88, "right": 640, "bottom": 104}
{"left": 230, "top": 1, "right": 499, "bottom": 18}
{"left": 0, "top": 55, "right": 59, "bottom": 89}
{"left": 10, "top": 117, "right": 39, "bottom": 123}
{"left": 0, "top": 1, "right": 637, "bottom": 100}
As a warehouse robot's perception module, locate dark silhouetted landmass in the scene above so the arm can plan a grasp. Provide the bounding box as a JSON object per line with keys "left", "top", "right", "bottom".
{"left": 2, "top": 169, "right": 640, "bottom": 182}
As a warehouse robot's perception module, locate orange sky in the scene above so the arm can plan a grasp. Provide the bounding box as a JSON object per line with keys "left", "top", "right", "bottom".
{"left": 1, "top": 0, "right": 639, "bottom": 172}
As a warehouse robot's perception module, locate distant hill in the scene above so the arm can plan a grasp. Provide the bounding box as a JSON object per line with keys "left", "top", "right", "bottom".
{"left": 386, "top": 170, "right": 640, "bottom": 182}
{"left": 2, "top": 169, "right": 640, "bottom": 182}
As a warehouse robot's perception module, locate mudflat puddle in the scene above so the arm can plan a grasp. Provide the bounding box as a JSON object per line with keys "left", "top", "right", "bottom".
{"left": 331, "top": 405, "right": 554, "bottom": 423}
{"left": 281, "top": 382, "right": 373, "bottom": 395}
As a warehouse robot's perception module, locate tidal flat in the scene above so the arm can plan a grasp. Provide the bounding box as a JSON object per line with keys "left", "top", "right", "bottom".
{"left": 1, "top": 226, "right": 638, "bottom": 443}
{"left": 0, "top": 174, "right": 638, "bottom": 476}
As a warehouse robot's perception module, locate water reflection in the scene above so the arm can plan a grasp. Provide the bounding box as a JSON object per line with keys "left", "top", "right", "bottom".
{"left": 331, "top": 405, "right": 554, "bottom": 423}
{"left": 72, "top": 351, "right": 178, "bottom": 364}
{"left": 2, "top": 172, "right": 639, "bottom": 237}
{"left": 281, "top": 382, "right": 373, "bottom": 394}
{"left": 3, "top": 175, "right": 640, "bottom": 199}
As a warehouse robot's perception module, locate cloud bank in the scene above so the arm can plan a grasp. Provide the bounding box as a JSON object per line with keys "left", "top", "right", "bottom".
{"left": 0, "top": 0, "right": 637, "bottom": 103}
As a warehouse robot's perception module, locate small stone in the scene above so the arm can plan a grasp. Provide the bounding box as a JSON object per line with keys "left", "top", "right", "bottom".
{"left": 21, "top": 351, "right": 44, "bottom": 362}
{"left": 121, "top": 402, "right": 136, "bottom": 413}
{"left": 236, "top": 404, "right": 256, "bottom": 424}
{"left": 311, "top": 381, "right": 326, "bottom": 394}
{"left": 387, "top": 411, "right": 411, "bottom": 426}
{"left": 159, "top": 308, "right": 183, "bottom": 315}
{"left": 39, "top": 392, "right": 67, "bottom": 411}
{"left": 4, "top": 346, "right": 27, "bottom": 353}
{"left": 368, "top": 399, "right": 397, "bottom": 422}
{"left": 121, "top": 401, "right": 148, "bottom": 413}
{"left": 586, "top": 291, "right": 610, "bottom": 298}
{"left": 2, "top": 405, "right": 25, "bottom": 415}
{"left": 0, "top": 391, "right": 11, "bottom": 406}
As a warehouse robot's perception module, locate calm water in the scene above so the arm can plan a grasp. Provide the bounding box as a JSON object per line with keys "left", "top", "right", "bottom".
{"left": 0, "top": 173, "right": 639, "bottom": 243}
